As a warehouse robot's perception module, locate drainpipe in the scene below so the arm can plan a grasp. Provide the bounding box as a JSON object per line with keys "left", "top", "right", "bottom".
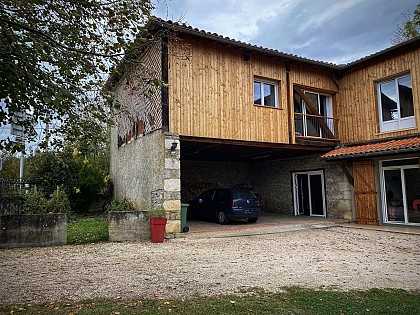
{"left": 286, "top": 64, "right": 293, "bottom": 144}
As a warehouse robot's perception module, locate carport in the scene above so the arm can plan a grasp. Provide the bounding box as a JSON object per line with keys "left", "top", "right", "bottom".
{"left": 179, "top": 136, "right": 338, "bottom": 233}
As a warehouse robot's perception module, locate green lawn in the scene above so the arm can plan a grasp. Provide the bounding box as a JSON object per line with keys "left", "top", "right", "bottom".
{"left": 1, "top": 288, "right": 419, "bottom": 315}
{"left": 67, "top": 216, "right": 109, "bottom": 245}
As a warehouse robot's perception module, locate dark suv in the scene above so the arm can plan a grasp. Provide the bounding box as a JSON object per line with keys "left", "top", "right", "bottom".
{"left": 188, "top": 188, "right": 261, "bottom": 224}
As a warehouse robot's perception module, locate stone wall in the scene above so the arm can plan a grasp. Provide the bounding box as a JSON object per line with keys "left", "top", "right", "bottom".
{"left": 110, "top": 128, "right": 165, "bottom": 211}
{"left": 181, "top": 160, "right": 252, "bottom": 202}
{"left": 162, "top": 133, "right": 181, "bottom": 233}
{"left": 0, "top": 214, "right": 67, "bottom": 249}
{"left": 110, "top": 129, "right": 181, "bottom": 235}
{"left": 108, "top": 211, "right": 150, "bottom": 241}
{"left": 252, "top": 155, "right": 353, "bottom": 220}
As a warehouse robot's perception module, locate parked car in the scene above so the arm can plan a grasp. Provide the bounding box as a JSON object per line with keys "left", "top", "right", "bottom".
{"left": 188, "top": 188, "right": 261, "bottom": 224}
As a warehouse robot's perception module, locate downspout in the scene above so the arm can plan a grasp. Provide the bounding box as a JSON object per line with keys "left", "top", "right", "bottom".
{"left": 285, "top": 64, "right": 293, "bottom": 144}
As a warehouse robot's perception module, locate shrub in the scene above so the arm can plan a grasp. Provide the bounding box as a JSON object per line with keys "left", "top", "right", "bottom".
{"left": 22, "top": 187, "right": 48, "bottom": 214}
{"left": 105, "top": 196, "right": 135, "bottom": 212}
{"left": 47, "top": 187, "right": 71, "bottom": 214}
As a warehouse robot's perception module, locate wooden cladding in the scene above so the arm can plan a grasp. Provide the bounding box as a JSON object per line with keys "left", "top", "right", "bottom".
{"left": 337, "top": 48, "right": 420, "bottom": 144}
{"left": 353, "top": 160, "right": 379, "bottom": 225}
{"left": 167, "top": 34, "right": 337, "bottom": 144}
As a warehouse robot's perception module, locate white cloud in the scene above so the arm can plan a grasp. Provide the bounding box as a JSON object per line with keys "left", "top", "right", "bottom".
{"left": 167, "top": 0, "right": 304, "bottom": 42}
{"left": 296, "top": 0, "right": 365, "bottom": 35}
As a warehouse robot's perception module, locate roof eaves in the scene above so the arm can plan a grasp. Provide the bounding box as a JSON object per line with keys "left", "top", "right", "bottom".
{"left": 321, "top": 146, "right": 420, "bottom": 161}
{"left": 149, "top": 17, "right": 340, "bottom": 70}
{"left": 342, "top": 35, "right": 420, "bottom": 70}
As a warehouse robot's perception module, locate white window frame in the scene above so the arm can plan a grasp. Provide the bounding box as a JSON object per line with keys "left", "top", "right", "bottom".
{"left": 296, "top": 90, "right": 333, "bottom": 137}
{"left": 379, "top": 158, "right": 420, "bottom": 225}
{"left": 292, "top": 170, "right": 327, "bottom": 217}
{"left": 377, "top": 74, "right": 415, "bottom": 133}
{"left": 253, "top": 79, "right": 278, "bottom": 108}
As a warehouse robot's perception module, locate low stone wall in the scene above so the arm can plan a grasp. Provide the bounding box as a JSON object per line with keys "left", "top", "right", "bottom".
{"left": 0, "top": 214, "right": 67, "bottom": 249}
{"left": 108, "top": 211, "right": 150, "bottom": 242}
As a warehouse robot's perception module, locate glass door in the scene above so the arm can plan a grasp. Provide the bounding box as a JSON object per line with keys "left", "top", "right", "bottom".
{"left": 382, "top": 160, "right": 420, "bottom": 225}
{"left": 293, "top": 171, "right": 326, "bottom": 217}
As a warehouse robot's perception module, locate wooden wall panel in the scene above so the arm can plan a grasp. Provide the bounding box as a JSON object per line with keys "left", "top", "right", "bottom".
{"left": 353, "top": 160, "right": 379, "bottom": 225}
{"left": 337, "top": 48, "right": 420, "bottom": 144}
{"left": 168, "top": 34, "right": 336, "bottom": 144}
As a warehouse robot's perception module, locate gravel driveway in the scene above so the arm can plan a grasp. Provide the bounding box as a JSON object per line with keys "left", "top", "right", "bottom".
{"left": 0, "top": 226, "right": 419, "bottom": 305}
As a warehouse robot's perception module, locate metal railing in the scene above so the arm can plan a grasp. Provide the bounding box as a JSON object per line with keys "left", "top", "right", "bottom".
{"left": 0, "top": 178, "right": 37, "bottom": 197}
{"left": 294, "top": 113, "right": 338, "bottom": 140}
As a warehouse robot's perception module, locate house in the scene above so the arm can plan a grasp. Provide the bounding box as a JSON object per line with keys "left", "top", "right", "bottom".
{"left": 106, "top": 17, "right": 420, "bottom": 235}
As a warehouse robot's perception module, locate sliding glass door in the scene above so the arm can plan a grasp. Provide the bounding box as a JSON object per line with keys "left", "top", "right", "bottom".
{"left": 381, "top": 159, "right": 420, "bottom": 225}
{"left": 293, "top": 170, "right": 326, "bottom": 217}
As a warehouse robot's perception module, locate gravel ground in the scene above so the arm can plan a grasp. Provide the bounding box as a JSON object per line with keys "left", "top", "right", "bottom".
{"left": 0, "top": 226, "right": 419, "bottom": 305}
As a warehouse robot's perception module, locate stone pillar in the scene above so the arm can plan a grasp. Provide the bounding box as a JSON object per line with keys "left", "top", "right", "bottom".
{"left": 162, "top": 132, "right": 181, "bottom": 233}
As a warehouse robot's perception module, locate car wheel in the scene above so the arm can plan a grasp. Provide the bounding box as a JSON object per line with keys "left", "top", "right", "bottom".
{"left": 248, "top": 217, "right": 258, "bottom": 223}
{"left": 217, "top": 211, "right": 229, "bottom": 224}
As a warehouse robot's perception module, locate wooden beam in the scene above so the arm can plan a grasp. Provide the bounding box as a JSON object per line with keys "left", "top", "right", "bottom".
{"left": 180, "top": 135, "right": 333, "bottom": 151}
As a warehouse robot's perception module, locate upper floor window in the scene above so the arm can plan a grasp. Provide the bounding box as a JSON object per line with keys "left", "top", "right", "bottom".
{"left": 377, "top": 74, "right": 415, "bottom": 132}
{"left": 294, "top": 88, "right": 335, "bottom": 139}
{"left": 254, "top": 79, "right": 278, "bottom": 107}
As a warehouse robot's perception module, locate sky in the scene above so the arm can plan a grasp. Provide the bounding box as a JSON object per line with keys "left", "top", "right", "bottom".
{"left": 153, "top": 0, "right": 418, "bottom": 65}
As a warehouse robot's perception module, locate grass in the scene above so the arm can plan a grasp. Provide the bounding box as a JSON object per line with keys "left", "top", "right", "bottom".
{"left": 1, "top": 288, "right": 420, "bottom": 315}
{"left": 67, "top": 215, "right": 109, "bottom": 245}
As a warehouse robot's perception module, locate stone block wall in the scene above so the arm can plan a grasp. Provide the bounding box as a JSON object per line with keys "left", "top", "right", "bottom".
{"left": 252, "top": 155, "right": 353, "bottom": 220}
{"left": 162, "top": 133, "right": 181, "bottom": 233}
{"left": 181, "top": 160, "right": 252, "bottom": 202}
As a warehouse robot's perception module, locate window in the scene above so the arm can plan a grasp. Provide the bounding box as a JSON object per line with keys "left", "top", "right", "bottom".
{"left": 254, "top": 79, "right": 278, "bottom": 107}
{"left": 293, "top": 89, "right": 334, "bottom": 138}
{"left": 377, "top": 74, "right": 415, "bottom": 132}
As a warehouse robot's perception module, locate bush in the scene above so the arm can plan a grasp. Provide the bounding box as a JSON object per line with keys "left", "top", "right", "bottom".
{"left": 105, "top": 196, "right": 135, "bottom": 212}
{"left": 22, "top": 187, "right": 48, "bottom": 214}
{"left": 26, "top": 148, "right": 111, "bottom": 214}
{"left": 22, "top": 186, "right": 72, "bottom": 214}
{"left": 47, "top": 187, "right": 71, "bottom": 214}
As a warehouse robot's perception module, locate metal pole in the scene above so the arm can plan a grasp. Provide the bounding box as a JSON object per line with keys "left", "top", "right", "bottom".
{"left": 19, "top": 152, "right": 25, "bottom": 183}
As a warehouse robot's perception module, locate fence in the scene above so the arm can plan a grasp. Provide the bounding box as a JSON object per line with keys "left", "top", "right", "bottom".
{"left": 294, "top": 113, "right": 338, "bottom": 139}
{"left": 0, "top": 179, "right": 38, "bottom": 215}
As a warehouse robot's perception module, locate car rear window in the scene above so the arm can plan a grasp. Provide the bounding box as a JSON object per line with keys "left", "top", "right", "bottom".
{"left": 232, "top": 189, "right": 256, "bottom": 199}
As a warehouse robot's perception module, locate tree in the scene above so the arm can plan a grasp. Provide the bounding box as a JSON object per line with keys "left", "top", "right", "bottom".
{"left": 0, "top": 0, "right": 153, "bottom": 152}
{"left": 392, "top": 4, "right": 420, "bottom": 44}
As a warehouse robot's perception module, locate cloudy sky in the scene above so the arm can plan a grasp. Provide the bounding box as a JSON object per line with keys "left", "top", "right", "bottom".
{"left": 153, "top": 0, "right": 418, "bottom": 64}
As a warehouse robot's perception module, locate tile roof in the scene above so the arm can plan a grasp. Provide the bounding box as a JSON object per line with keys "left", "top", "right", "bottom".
{"left": 148, "top": 17, "right": 340, "bottom": 69}
{"left": 149, "top": 17, "right": 420, "bottom": 70}
{"left": 320, "top": 136, "right": 420, "bottom": 161}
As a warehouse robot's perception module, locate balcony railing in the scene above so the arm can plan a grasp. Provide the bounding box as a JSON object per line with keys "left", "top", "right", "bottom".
{"left": 294, "top": 113, "right": 338, "bottom": 140}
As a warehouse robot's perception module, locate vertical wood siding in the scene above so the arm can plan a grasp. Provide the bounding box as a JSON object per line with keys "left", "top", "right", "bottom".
{"left": 337, "top": 48, "right": 420, "bottom": 144}
{"left": 168, "top": 34, "right": 336, "bottom": 144}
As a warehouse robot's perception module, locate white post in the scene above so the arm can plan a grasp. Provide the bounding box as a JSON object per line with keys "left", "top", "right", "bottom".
{"left": 19, "top": 152, "right": 24, "bottom": 180}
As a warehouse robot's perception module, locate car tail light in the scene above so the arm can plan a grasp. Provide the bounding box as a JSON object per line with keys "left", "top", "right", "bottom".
{"left": 256, "top": 200, "right": 261, "bottom": 207}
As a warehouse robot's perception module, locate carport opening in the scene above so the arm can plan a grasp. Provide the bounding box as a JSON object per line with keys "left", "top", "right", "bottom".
{"left": 179, "top": 136, "right": 334, "bottom": 232}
